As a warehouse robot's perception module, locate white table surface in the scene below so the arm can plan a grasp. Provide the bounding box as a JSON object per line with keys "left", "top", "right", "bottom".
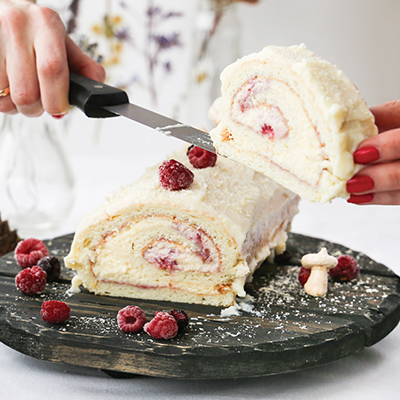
{"left": 1, "top": 114, "right": 400, "bottom": 400}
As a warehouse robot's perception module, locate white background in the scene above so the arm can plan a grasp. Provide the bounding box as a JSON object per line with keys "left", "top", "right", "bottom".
{"left": 1, "top": 1, "right": 400, "bottom": 399}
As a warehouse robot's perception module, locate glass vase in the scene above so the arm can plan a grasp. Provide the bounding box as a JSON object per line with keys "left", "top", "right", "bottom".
{"left": 186, "top": 0, "right": 241, "bottom": 129}
{"left": 0, "top": 114, "right": 75, "bottom": 238}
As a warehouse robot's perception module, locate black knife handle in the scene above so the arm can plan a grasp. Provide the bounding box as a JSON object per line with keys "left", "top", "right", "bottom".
{"left": 69, "top": 73, "right": 129, "bottom": 118}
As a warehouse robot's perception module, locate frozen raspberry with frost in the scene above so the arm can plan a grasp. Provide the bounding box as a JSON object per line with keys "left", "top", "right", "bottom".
{"left": 41, "top": 300, "right": 70, "bottom": 324}
{"left": 37, "top": 256, "right": 61, "bottom": 282}
{"left": 159, "top": 159, "right": 194, "bottom": 191}
{"left": 329, "top": 255, "right": 359, "bottom": 281}
{"left": 117, "top": 306, "right": 147, "bottom": 333}
{"left": 298, "top": 266, "right": 311, "bottom": 287}
{"left": 144, "top": 311, "right": 179, "bottom": 339}
{"left": 187, "top": 145, "right": 217, "bottom": 169}
{"left": 14, "top": 238, "right": 49, "bottom": 268}
{"left": 169, "top": 309, "right": 189, "bottom": 330}
{"left": 15, "top": 266, "right": 47, "bottom": 295}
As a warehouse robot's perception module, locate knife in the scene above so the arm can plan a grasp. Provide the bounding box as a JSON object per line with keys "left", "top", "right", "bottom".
{"left": 68, "top": 73, "right": 216, "bottom": 153}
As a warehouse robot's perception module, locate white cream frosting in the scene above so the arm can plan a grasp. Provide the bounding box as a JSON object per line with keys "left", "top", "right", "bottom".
{"left": 64, "top": 146, "right": 299, "bottom": 306}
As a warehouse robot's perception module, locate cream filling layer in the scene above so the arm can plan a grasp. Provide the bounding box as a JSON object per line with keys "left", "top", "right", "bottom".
{"left": 92, "top": 217, "right": 223, "bottom": 284}
{"left": 229, "top": 76, "right": 326, "bottom": 188}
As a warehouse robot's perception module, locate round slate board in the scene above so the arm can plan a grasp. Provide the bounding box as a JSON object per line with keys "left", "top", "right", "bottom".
{"left": 0, "top": 233, "right": 399, "bottom": 380}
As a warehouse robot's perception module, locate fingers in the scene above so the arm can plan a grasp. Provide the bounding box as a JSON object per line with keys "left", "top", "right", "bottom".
{"left": 0, "top": 3, "right": 41, "bottom": 115}
{"left": 348, "top": 191, "right": 400, "bottom": 206}
{"left": 348, "top": 110, "right": 400, "bottom": 206}
{"left": 0, "top": 66, "right": 16, "bottom": 114}
{"left": 353, "top": 128, "right": 400, "bottom": 165}
{"left": 0, "top": 3, "right": 105, "bottom": 118}
{"left": 0, "top": 20, "right": 14, "bottom": 114}
{"left": 347, "top": 161, "right": 400, "bottom": 205}
{"left": 4, "top": 6, "right": 43, "bottom": 116}
{"left": 370, "top": 100, "right": 400, "bottom": 133}
{"left": 33, "top": 7, "right": 70, "bottom": 116}
{"left": 65, "top": 36, "right": 106, "bottom": 82}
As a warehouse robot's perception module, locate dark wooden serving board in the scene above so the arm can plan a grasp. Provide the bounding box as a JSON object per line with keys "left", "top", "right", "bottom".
{"left": 0, "top": 233, "right": 399, "bottom": 380}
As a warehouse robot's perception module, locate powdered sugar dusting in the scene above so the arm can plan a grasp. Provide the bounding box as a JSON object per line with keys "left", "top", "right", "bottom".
{"left": 5, "top": 259, "right": 394, "bottom": 349}
{"left": 2, "top": 233, "right": 398, "bottom": 354}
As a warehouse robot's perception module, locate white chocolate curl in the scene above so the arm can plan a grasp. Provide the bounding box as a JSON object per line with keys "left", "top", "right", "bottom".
{"left": 301, "top": 248, "right": 337, "bottom": 297}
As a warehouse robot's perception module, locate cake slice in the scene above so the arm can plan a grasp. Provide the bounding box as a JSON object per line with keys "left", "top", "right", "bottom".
{"left": 64, "top": 147, "right": 299, "bottom": 307}
{"left": 209, "top": 44, "right": 378, "bottom": 203}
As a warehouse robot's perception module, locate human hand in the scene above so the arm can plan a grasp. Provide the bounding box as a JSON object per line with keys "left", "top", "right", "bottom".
{"left": 346, "top": 100, "right": 400, "bottom": 205}
{"left": 0, "top": 0, "right": 105, "bottom": 118}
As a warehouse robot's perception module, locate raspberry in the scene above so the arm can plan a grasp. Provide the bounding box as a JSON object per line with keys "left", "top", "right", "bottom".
{"left": 37, "top": 256, "right": 61, "bottom": 282}
{"left": 187, "top": 145, "right": 217, "bottom": 169}
{"left": 15, "top": 266, "right": 47, "bottom": 295}
{"left": 159, "top": 159, "right": 194, "bottom": 191}
{"left": 329, "top": 255, "right": 359, "bottom": 281}
{"left": 261, "top": 123, "right": 274, "bottom": 138}
{"left": 41, "top": 300, "right": 70, "bottom": 324}
{"left": 144, "top": 311, "right": 179, "bottom": 339}
{"left": 298, "top": 266, "right": 311, "bottom": 287}
{"left": 169, "top": 309, "right": 189, "bottom": 330}
{"left": 14, "top": 238, "right": 49, "bottom": 268}
{"left": 117, "top": 306, "right": 147, "bottom": 333}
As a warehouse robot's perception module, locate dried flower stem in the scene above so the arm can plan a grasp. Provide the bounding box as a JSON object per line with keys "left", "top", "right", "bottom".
{"left": 146, "top": 0, "right": 158, "bottom": 104}
{"left": 66, "top": 0, "right": 81, "bottom": 34}
{"left": 198, "top": 5, "right": 224, "bottom": 62}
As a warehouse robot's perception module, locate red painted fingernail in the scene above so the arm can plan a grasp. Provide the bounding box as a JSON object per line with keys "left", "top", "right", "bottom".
{"left": 347, "top": 193, "right": 374, "bottom": 204}
{"left": 346, "top": 175, "right": 375, "bottom": 193}
{"left": 353, "top": 146, "right": 380, "bottom": 164}
{"left": 52, "top": 114, "right": 65, "bottom": 119}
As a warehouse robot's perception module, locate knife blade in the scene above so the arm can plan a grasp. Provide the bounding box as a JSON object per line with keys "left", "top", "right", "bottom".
{"left": 69, "top": 73, "right": 216, "bottom": 153}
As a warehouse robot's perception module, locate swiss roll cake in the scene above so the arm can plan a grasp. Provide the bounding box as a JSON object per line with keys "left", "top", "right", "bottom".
{"left": 209, "top": 44, "right": 378, "bottom": 203}
{"left": 64, "top": 147, "right": 299, "bottom": 307}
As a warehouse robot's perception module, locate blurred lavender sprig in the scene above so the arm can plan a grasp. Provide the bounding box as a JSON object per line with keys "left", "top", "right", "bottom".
{"left": 117, "top": 0, "right": 183, "bottom": 105}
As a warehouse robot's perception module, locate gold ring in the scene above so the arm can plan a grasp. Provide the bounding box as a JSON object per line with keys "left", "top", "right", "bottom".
{"left": 0, "top": 87, "right": 10, "bottom": 98}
